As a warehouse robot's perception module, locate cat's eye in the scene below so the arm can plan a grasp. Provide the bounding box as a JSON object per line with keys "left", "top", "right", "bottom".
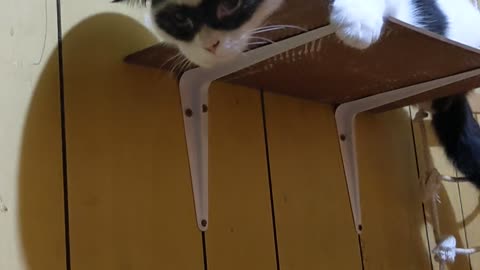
{"left": 217, "top": 0, "right": 242, "bottom": 19}
{"left": 173, "top": 13, "right": 194, "bottom": 28}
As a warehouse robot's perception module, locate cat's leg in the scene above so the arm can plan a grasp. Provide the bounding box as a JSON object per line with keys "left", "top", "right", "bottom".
{"left": 330, "top": 0, "right": 387, "bottom": 49}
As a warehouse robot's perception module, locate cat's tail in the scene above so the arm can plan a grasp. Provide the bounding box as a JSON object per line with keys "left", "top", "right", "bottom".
{"left": 431, "top": 94, "right": 480, "bottom": 188}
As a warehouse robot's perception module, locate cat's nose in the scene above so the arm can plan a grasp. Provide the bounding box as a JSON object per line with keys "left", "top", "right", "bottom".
{"left": 205, "top": 40, "right": 220, "bottom": 54}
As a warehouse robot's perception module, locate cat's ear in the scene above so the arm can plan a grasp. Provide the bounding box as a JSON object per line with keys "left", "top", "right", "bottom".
{"left": 111, "top": 0, "right": 148, "bottom": 7}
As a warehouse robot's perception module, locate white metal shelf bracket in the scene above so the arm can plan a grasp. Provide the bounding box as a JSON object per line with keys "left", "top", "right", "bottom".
{"left": 180, "top": 20, "right": 480, "bottom": 233}
{"left": 179, "top": 24, "right": 336, "bottom": 231}
{"left": 335, "top": 68, "right": 480, "bottom": 235}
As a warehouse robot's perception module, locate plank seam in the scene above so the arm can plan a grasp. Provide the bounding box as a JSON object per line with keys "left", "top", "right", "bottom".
{"left": 456, "top": 183, "right": 473, "bottom": 270}
{"left": 408, "top": 106, "right": 434, "bottom": 270}
{"left": 357, "top": 236, "right": 366, "bottom": 270}
{"left": 55, "top": 1, "right": 72, "bottom": 269}
{"left": 260, "top": 89, "right": 281, "bottom": 270}
{"left": 456, "top": 112, "right": 475, "bottom": 270}
{"left": 202, "top": 232, "right": 209, "bottom": 270}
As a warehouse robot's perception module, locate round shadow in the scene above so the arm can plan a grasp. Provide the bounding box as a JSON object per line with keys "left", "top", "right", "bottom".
{"left": 18, "top": 13, "right": 158, "bottom": 270}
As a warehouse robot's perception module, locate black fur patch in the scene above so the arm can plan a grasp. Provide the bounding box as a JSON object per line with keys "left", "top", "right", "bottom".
{"left": 154, "top": 4, "right": 203, "bottom": 41}
{"left": 407, "top": 1, "right": 480, "bottom": 189}
{"left": 412, "top": 0, "right": 448, "bottom": 35}
{"left": 114, "top": 0, "right": 264, "bottom": 42}
{"left": 154, "top": 0, "right": 263, "bottom": 41}
{"left": 201, "top": 0, "right": 263, "bottom": 30}
{"left": 432, "top": 95, "right": 480, "bottom": 188}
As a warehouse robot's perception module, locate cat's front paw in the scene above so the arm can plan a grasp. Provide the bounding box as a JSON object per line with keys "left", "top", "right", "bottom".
{"left": 330, "top": 0, "right": 384, "bottom": 49}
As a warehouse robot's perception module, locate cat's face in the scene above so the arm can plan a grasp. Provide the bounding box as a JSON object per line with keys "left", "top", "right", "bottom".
{"left": 119, "top": 0, "right": 283, "bottom": 67}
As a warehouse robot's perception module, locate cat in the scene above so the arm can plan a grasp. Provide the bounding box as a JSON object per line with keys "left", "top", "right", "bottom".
{"left": 115, "top": 0, "right": 480, "bottom": 188}
{"left": 113, "top": 0, "right": 283, "bottom": 67}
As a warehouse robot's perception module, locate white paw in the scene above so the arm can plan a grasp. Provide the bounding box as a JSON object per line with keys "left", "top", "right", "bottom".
{"left": 330, "top": 0, "right": 385, "bottom": 49}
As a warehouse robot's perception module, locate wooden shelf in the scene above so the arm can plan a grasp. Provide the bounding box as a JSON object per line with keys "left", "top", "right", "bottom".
{"left": 124, "top": 0, "right": 480, "bottom": 110}
{"left": 122, "top": 0, "right": 480, "bottom": 235}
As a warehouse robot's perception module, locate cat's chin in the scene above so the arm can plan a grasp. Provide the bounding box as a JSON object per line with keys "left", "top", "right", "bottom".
{"left": 181, "top": 50, "right": 239, "bottom": 68}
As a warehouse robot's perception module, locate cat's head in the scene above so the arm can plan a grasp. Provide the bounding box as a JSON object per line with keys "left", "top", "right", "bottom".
{"left": 114, "top": 0, "right": 283, "bottom": 67}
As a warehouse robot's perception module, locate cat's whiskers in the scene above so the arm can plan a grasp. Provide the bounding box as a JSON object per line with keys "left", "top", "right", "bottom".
{"left": 169, "top": 56, "right": 192, "bottom": 76}
{"left": 248, "top": 36, "right": 275, "bottom": 44}
{"left": 226, "top": 37, "right": 268, "bottom": 54}
{"left": 249, "top": 27, "right": 286, "bottom": 34}
{"left": 250, "top": 25, "right": 284, "bottom": 32}
{"left": 254, "top": 25, "right": 281, "bottom": 30}
{"left": 253, "top": 24, "right": 305, "bottom": 31}
{"left": 225, "top": 39, "right": 252, "bottom": 56}
{"left": 249, "top": 26, "right": 291, "bottom": 34}
{"left": 246, "top": 41, "right": 269, "bottom": 45}
{"left": 160, "top": 52, "right": 182, "bottom": 70}
{"left": 179, "top": 58, "right": 192, "bottom": 73}
{"left": 248, "top": 24, "right": 307, "bottom": 35}
{"left": 170, "top": 55, "right": 187, "bottom": 75}
{"left": 177, "top": 58, "right": 189, "bottom": 74}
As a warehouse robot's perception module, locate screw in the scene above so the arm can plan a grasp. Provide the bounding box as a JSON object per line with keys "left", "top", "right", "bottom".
{"left": 201, "top": 219, "right": 207, "bottom": 227}
{"left": 358, "top": 225, "right": 363, "bottom": 231}
{"left": 202, "top": 104, "right": 208, "bottom": 113}
{"left": 340, "top": 134, "right": 346, "bottom": 141}
{"left": 185, "top": 108, "right": 193, "bottom": 117}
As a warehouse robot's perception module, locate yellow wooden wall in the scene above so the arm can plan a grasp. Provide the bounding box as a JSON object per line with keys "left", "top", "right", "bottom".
{"left": 2, "top": 1, "right": 480, "bottom": 270}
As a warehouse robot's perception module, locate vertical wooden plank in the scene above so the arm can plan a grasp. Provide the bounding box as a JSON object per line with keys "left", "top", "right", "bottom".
{"left": 459, "top": 113, "right": 480, "bottom": 270}
{"left": 357, "top": 108, "right": 431, "bottom": 269}
{"left": 0, "top": 1, "right": 66, "bottom": 270}
{"left": 207, "top": 83, "right": 276, "bottom": 270}
{"left": 411, "top": 108, "right": 469, "bottom": 270}
{"left": 263, "top": 93, "right": 362, "bottom": 270}
{"left": 61, "top": 10, "right": 203, "bottom": 270}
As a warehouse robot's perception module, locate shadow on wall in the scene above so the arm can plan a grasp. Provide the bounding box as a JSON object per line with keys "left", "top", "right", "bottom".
{"left": 17, "top": 13, "right": 165, "bottom": 270}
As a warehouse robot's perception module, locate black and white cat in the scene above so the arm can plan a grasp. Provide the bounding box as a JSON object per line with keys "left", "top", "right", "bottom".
{"left": 114, "top": 0, "right": 283, "bottom": 67}
{"left": 115, "top": 0, "right": 480, "bottom": 188}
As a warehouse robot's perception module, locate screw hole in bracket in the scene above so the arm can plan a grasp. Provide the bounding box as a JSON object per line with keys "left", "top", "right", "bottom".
{"left": 185, "top": 108, "right": 193, "bottom": 117}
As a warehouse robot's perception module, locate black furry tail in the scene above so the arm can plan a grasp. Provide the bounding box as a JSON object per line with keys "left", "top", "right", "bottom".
{"left": 432, "top": 94, "right": 480, "bottom": 188}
